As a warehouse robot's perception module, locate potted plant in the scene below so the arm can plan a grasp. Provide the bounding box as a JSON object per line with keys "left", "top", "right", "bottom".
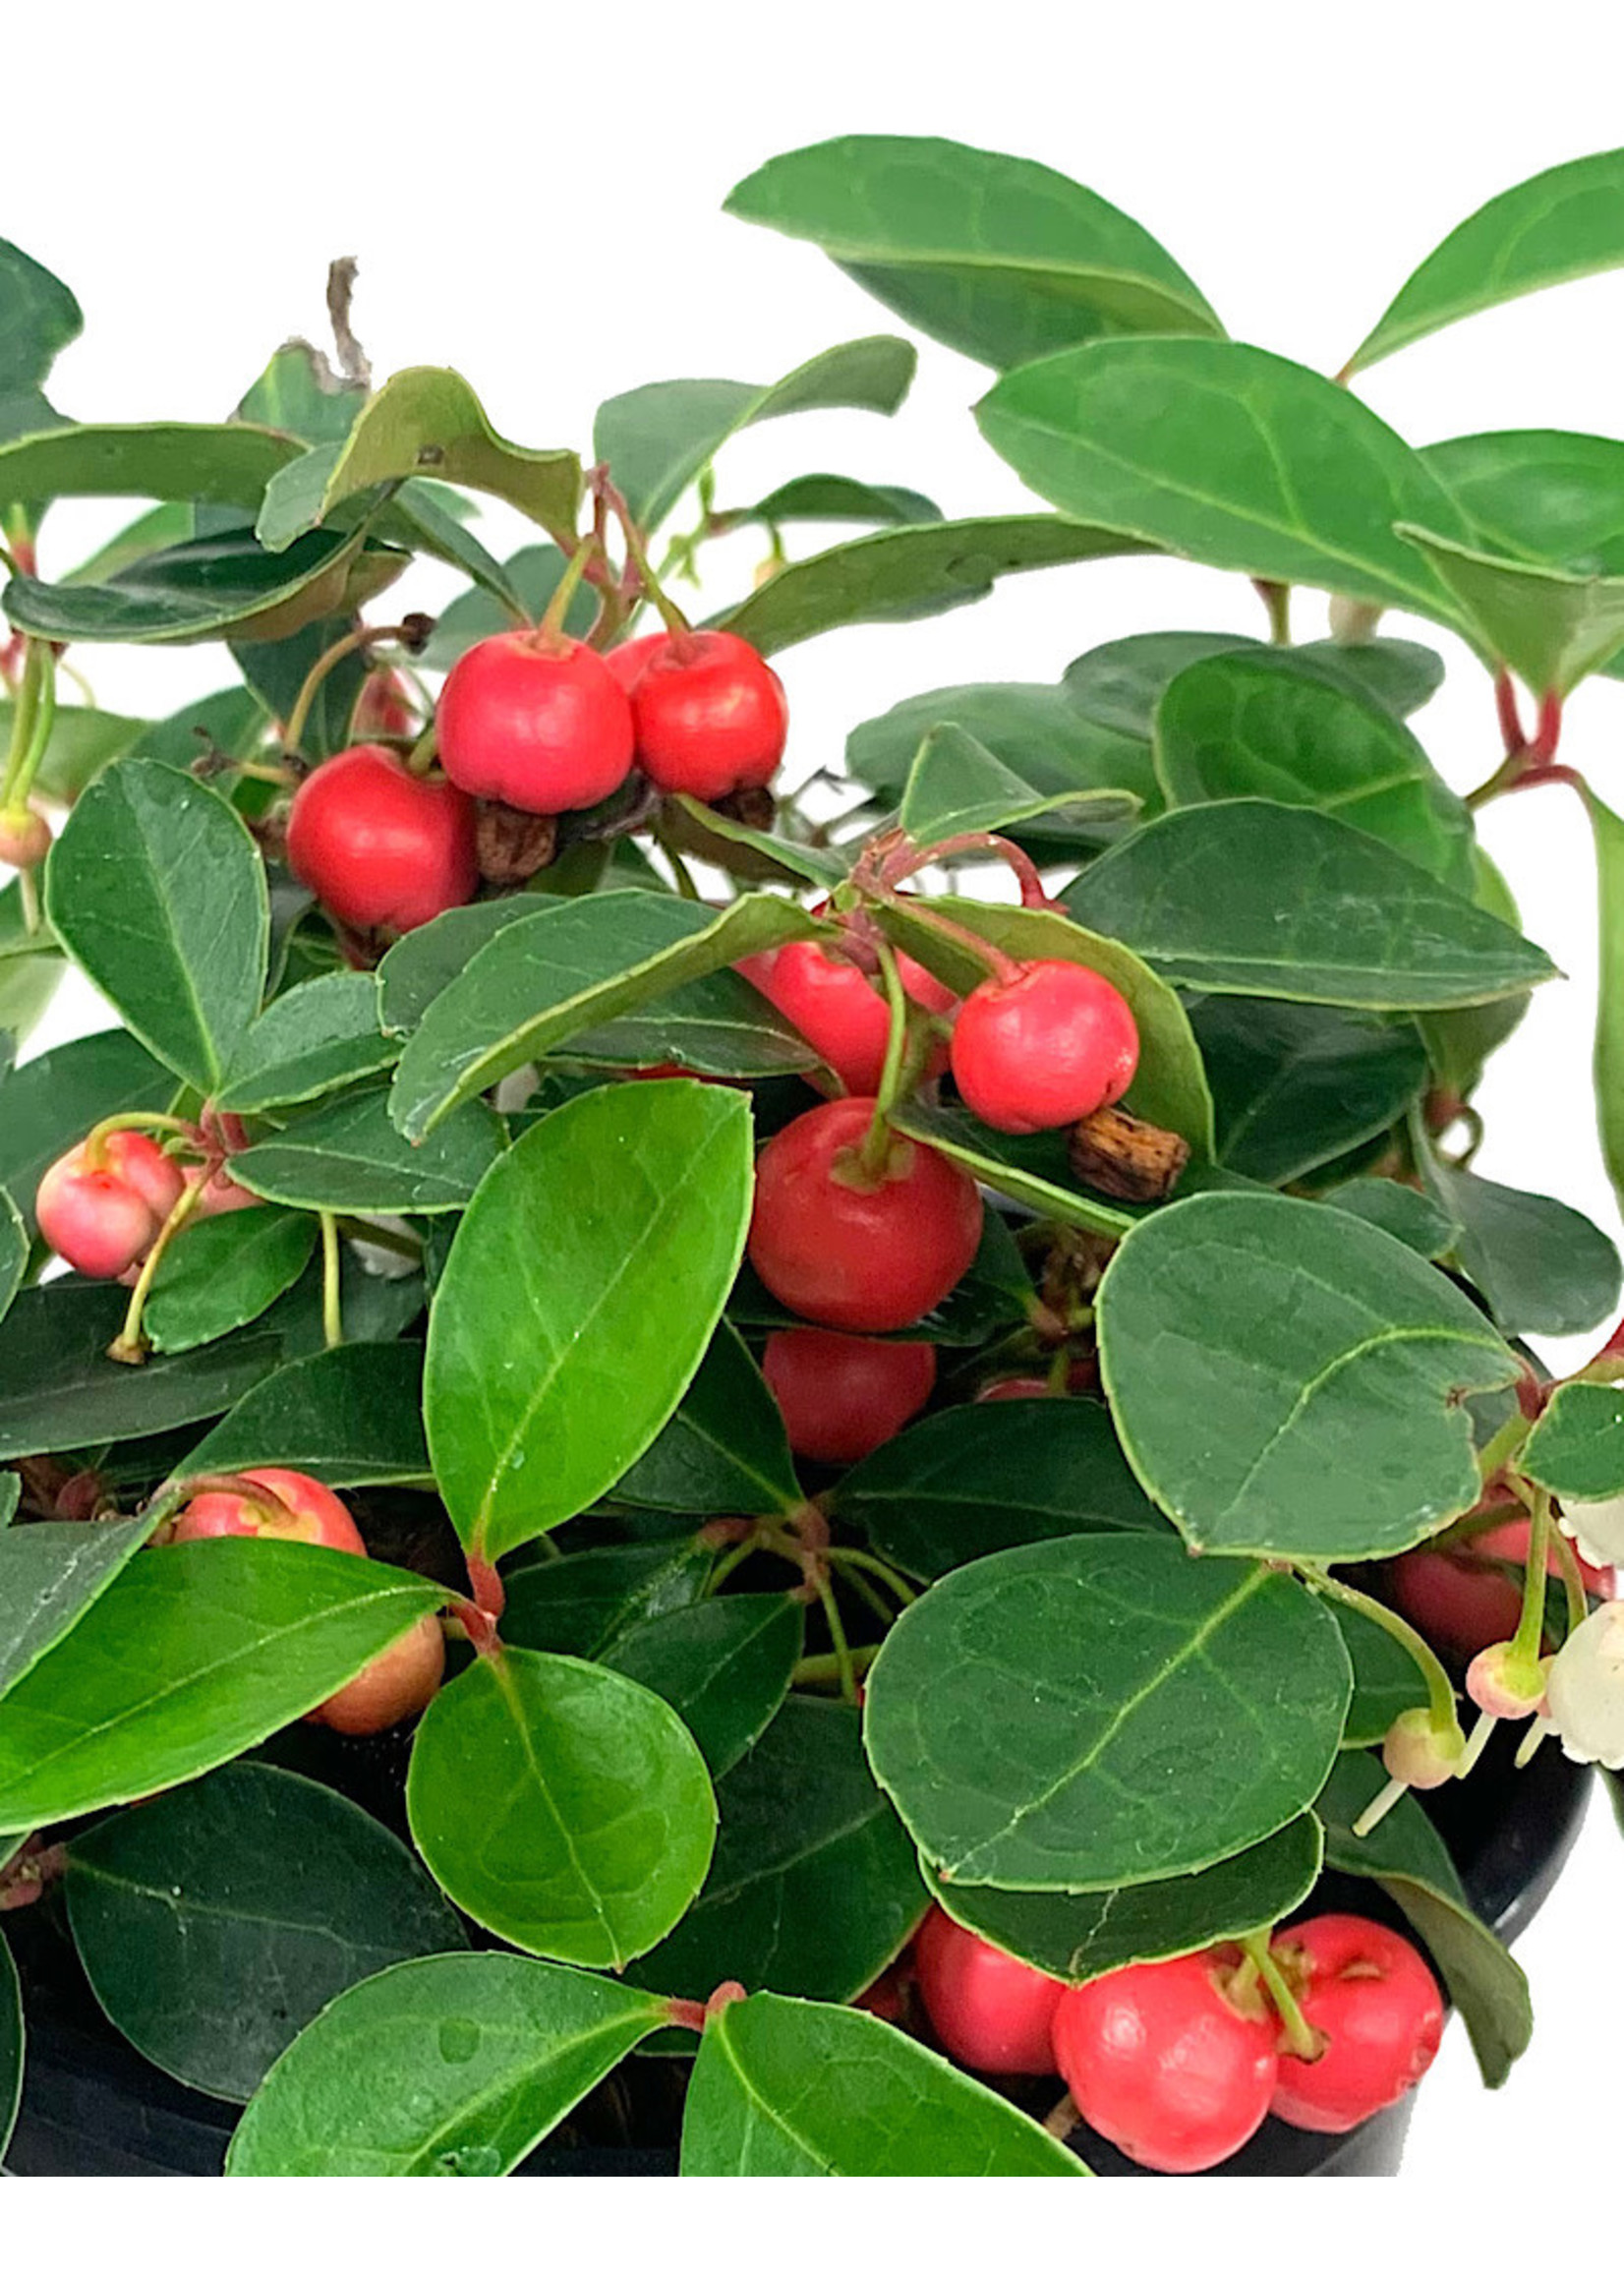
{"left": 2, "top": 133, "right": 1622, "bottom": 2182}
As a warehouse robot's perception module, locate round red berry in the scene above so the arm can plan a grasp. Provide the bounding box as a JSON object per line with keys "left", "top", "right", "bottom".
{"left": 951, "top": 961, "right": 1139, "bottom": 1135}
{"left": 1390, "top": 1516, "right": 1615, "bottom": 1661}
{"left": 603, "top": 631, "right": 665, "bottom": 693}
{"left": 738, "top": 939, "right": 950, "bottom": 1096}
{"left": 625, "top": 629, "right": 787, "bottom": 800}
{"left": 1051, "top": 1949, "right": 1278, "bottom": 2174}
{"left": 36, "top": 1132, "right": 186, "bottom": 1279}
{"left": 285, "top": 744, "right": 478, "bottom": 935}
{"left": 168, "top": 1466, "right": 366, "bottom": 1554}
{"left": 763, "top": 1327, "right": 936, "bottom": 1464}
{"left": 1268, "top": 1915, "right": 1444, "bottom": 2134}
{"left": 914, "top": 1907, "right": 1063, "bottom": 2075}
{"left": 748, "top": 1097, "right": 983, "bottom": 1333}
{"left": 437, "top": 629, "right": 634, "bottom": 813}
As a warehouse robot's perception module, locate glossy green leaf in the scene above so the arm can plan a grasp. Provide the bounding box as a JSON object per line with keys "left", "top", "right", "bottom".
{"left": 725, "top": 474, "right": 941, "bottom": 532}
{"left": 419, "top": 544, "right": 595, "bottom": 671}
{"left": 1398, "top": 522, "right": 1624, "bottom": 696}
{"left": 662, "top": 795, "right": 847, "bottom": 890}
{"left": 0, "top": 1514, "right": 156, "bottom": 1705}
{"left": 3, "top": 700, "right": 146, "bottom": 804}
{"left": 611, "top": 1320, "right": 800, "bottom": 1518}
{"left": 426, "top": 1082, "right": 753, "bottom": 1560}
{"left": 1322, "top": 1178, "right": 1460, "bottom": 1260}
{"left": 628, "top": 1697, "right": 923, "bottom": 2006}
{"left": 125, "top": 684, "right": 270, "bottom": 773}
{"left": 899, "top": 723, "right": 1137, "bottom": 846}
{"left": 0, "top": 235, "right": 81, "bottom": 428}
{"left": 834, "top": 1398, "right": 1166, "bottom": 1581}
{"left": 217, "top": 972, "right": 396, "bottom": 1113}
{"left": 595, "top": 336, "right": 915, "bottom": 531}
{"left": 67, "top": 1763, "right": 465, "bottom": 2103}
{"left": 1417, "top": 1152, "right": 1621, "bottom": 1339}
{"left": 144, "top": 1207, "right": 319, "bottom": 1355}
{"left": 1066, "top": 632, "right": 1445, "bottom": 739}
{"left": 866, "top": 1533, "right": 1350, "bottom": 1889}
{"left": 406, "top": 1649, "right": 716, "bottom": 1967}
{"left": 0, "top": 1540, "right": 448, "bottom": 1833}
{"left": 681, "top": 1991, "right": 1085, "bottom": 2176}
{"left": 1155, "top": 648, "right": 1473, "bottom": 887}
{"left": 227, "top": 1951, "right": 670, "bottom": 2177}
{"left": 231, "top": 1087, "right": 503, "bottom": 1214}
{"left": 726, "top": 134, "right": 1219, "bottom": 369}
{"left": 566, "top": 969, "right": 823, "bottom": 1079}
{"left": 977, "top": 339, "right": 1473, "bottom": 623}
{"left": 0, "top": 421, "right": 298, "bottom": 512}
{"left": 0, "top": 950, "right": 61, "bottom": 1041}
{"left": 601, "top": 1595, "right": 804, "bottom": 1778}
{"left": 847, "top": 679, "right": 1161, "bottom": 827}
{"left": 1097, "top": 1191, "right": 1520, "bottom": 1559}
{"left": 503, "top": 1540, "right": 714, "bottom": 1660}
{"left": 1424, "top": 428, "right": 1624, "bottom": 580}
{"left": 235, "top": 340, "right": 367, "bottom": 444}
{"left": 1346, "top": 148, "right": 1624, "bottom": 375}
{"left": 935, "top": 1814, "right": 1323, "bottom": 1984}
{"left": 382, "top": 482, "right": 529, "bottom": 617}
{"left": 888, "top": 1101, "right": 1132, "bottom": 1239}
{"left": 721, "top": 516, "right": 1153, "bottom": 658}
{"left": 389, "top": 890, "right": 815, "bottom": 1140}
{"left": 0, "top": 1187, "right": 23, "bottom": 1327}
{"left": 1067, "top": 802, "right": 1554, "bottom": 1011}
{"left": 179, "top": 1342, "right": 431, "bottom": 1489}
{"left": 1415, "top": 848, "right": 1532, "bottom": 1093}
{"left": 1520, "top": 1379, "right": 1624, "bottom": 1501}
{"left": 1331, "top": 1599, "right": 1430, "bottom": 1747}
{"left": 1191, "top": 996, "right": 1430, "bottom": 1186}
{"left": 1317, "top": 1752, "right": 1531, "bottom": 2086}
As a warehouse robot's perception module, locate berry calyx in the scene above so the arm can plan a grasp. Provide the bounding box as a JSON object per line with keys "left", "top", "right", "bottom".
{"left": 738, "top": 936, "right": 953, "bottom": 1097}
{"left": 36, "top": 1133, "right": 187, "bottom": 1279}
{"left": 168, "top": 1467, "right": 366, "bottom": 1554}
{"left": 748, "top": 1097, "right": 983, "bottom": 1333}
{"left": 0, "top": 806, "right": 50, "bottom": 868}
{"left": 1267, "top": 1915, "right": 1444, "bottom": 2134}
{"left": 285, "top": 744, "right": 479, "bottom": 935}
{"left": 1465, "top": 1639, "right": 1547, "bottom": 1720}
{"left": 762, "top": 1327, "right": 936, "bottom": 1464}
{"left": 1050, "top": 1948, "right": 1279, "bottom": 2174}
{"left": 1380, "top": 1707, "right": 1465, "bottom": 1789}
{"left": 437, "top": 630, "right": 635, "bottom": 814}
{"left": 1390, "top": 1516, "right": 1615, "bottom": 1660}
{"left": 625, "top": 630, "right": 787, "bottom": 800}
{"left": 311, "top": 1612, "right": 445, "bottom": 1735}
{"left": 951, "top": 960, "right": 1139, "bottom": 1136}
{"left": 913, "top": 1907, "right": 1063, "bottom": 2075}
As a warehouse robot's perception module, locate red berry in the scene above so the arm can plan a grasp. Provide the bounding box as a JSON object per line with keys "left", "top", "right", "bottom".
{"left": 1051, "top": 1949, "right": 1278, "bottom": 2175}
{"left": 311, "top": 1613, "right": 445, "bottom": 1735}
{"left": 437, "top": 629, "right": 634, "bottom": 813}
{"left": 0, "top": 807, "right": 51, "bottom": 868}
{"left": 738, "top": 938, "right": 952, "bottom": 1096}
{"left": 748, "top": 1097, "right": 982, "bottom": 1333}
{"left": 36, "top": 1133, "right": 186, "bottom": 1279}
{"left": 351, "top": 670, "right": 419, "bottom": 740}
{"left": 914, "top": 1907, "right": 1063, "bottom": 2075}
{"left": 285, "top": 745, "right": 478, "bottom": 935}
{"left": 184, "top": 1161, "right": 261, "bottom": 1218}
{"left": 603, "top": 632, "right": 666, "bottom": 693}
{"left": 1390, "top": 1517, "right": 1615, "bottom": 1661}
{"left": 762, "top": 1327, "right": 935, "bottom": 1464}
{"left": 1268, "top": 1915, "right": 1444, "bottom": 2134}
{"left": 169, "top": 1466, "right": 366, "bottom": 1554}
{"left": 626, "top": 630, "right": 787, "bottom": 800}
{"left": 951, "top": 961, "right": 1139, "bottom": 1135}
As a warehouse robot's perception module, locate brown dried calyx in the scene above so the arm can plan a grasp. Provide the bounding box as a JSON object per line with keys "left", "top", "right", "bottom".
{"left": 475, "top": 799, "right": 558, "bottom": 886}
{"left": 711, "top": 785, "right": 777, "bottom": 832}
{"left": 1068, "top": 1105, "right": 1190, "bottom": 1205}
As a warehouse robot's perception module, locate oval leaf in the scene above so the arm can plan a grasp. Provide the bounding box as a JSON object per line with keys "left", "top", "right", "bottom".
{"left": 1521, "top": 1378, "right": 1624, "bottom": 1501}
{"left": 601, "top": 1594, "right": 804, "bottom": 1779}
{"left": 145, "top": 1207, "right": 319, "bottom": 1355}
{"left": 610, "top": 1319, "right": 801, "bottom": 1518}
{"left": 178, "top": 1342, "right": 432, "bottom": 1488}
{"left": 0, "top": 1514, "right": 156, "bottom": 1706}
{"left": 216, "top": 971, "right": 397, "bottom": 1113}
{"left": 1192, "top": 996, "right": 1431, "bottom": 1188}
{"left": 230, "top": 1088, "right": 504, "bottom": 1215}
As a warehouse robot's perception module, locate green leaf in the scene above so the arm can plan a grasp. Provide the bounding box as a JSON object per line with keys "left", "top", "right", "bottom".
{"left": 611, "top": 1320, "right": 801, "bottom": 1518}
{"left": 419, "top": 544, "right": 594, "bottom": 671}
{"left": 1423, "top": 428, "right": 1624, "bottom": 578}
{"left": 230, "top": 1087, "right": 504, "bottom": 1214}
{"left": 0, "top": 236, "right": 81, "bottom": 407}
{"left": 833, "top": 1398, "right": 1167, "bottom": 1581}
{"left": 0, "top": 1474, "right": 18, "bottom": 1528}
{"left": 0, "top": 1540, "right": 448, "bottom": 1833}
{"left": 1096, "top": 1191, "right": 1520, "bottom": 1559}
{"left": 899, "top": 723, "right": 1137, "bottom": 845}
{"left": 1346, "top": 148, "right": 1624, "bottom": 375}
{"left": 888, "top": 1101, "right": 1131, "bottom": 1239}
{"left": 389, "top": 890, "right": 815, "bottom": 1140}
{"left": 720, "top": 516, "right": 1154, "bottom": 658}
{"left": 0, "top": 1922, "right": 19, "bottom": 2163}
{"left": 502, "top": 1540, "right": 714, "bottom": 1660}
{"left": 1397, "top": 522, "right": 1624, "bottom": 696}
{"left": 680, "top": 1992, "right": 1085, "bottom": 2176}
{"left": 1589, "top": 789, "right": 1624, "bottom": 1213}
{"left": 46, "top": 758, "right": 268, "bottom": 1090}
{"left": 662, "top": 795, "right": 848, "bottom": 890}
{"left": 1417, "top": 1151, "right": 1621, "bottom": 1340}
{"left": 235, "top": 339, "right": 367, "bottom": 444}
{"left": 0, "top": 1186, "right": 24, "bottom": 1327}
{"left": 877, "top": 894, "right": 1214, "bottom": 1155}
{"left": 1191, "top": 996, "right": 1430, "bottom": 1186}
{"left": 66, "top": 1763, "right": 466, "bottom": 2103}
{"left": 725, "top": 474, "right": 941, "bottom": 532}
{"left": 725, "top": 134, "right": 1219, "bottom": 370}
{"left": 935, "top": 1814, "right": 1323, "bottom": 1984}
{"left": 1331, "top": 1600, "right": 1430, "bottom": 1747}
{"left": 426, "top": 1082, "right": 753, "bottom": 1561}
{"left": 594, "top": 336, "right": 916, "bottom": 531}
{"left": 1317, "top": 1752, "right": 1532, "bottom": 2087}
{"left": 866, "top": 1533, "right": 1350, "bottom": 1890}
{"left": 0, "top": 950, "right": 62, "bottom": 1042}
{"left": 846, "top": 679, "right": 1162, "bottom": 830}
{"left": 125, "top": 684, "right": 270, "bottom": 773}
{"left": 0, "top": 1515, "right": 156, "bottom": 1705}
{"left": 231, "top": 614, "right": 366, "bottom": 763}
{"left": 227, "top": 1951, "right": 670, "bottom": 2177}
{"left": 976, "top": 339, "right": 1473, "bottom": 624}
{"left": 628, "top": 1697, "right": 924, "bottom": 2006}
{"left": 2, "top": 700, "right": 147, "bottom": 804}
{"left": 1065, "top": 629, "right": 1260, "bottom": 738}
{"left": 601, "top": 1595, "right": 804, "bottom": 1779}
{"left": 179, "top": 1342, "right": 432, "bottom": 1489}
{"left": 0, "top": 1281, "right": 285, "bottom": 1458}
{"left": 1066, "top": 801, "right": 1555, "bottom": 1010}
{"left": 1322, "top": 1178, "right": 1460, "bottom": 1261}
{"left": 406, "top": 1649, "right": 716, "bottom": 1968}
{"left": 0, "top": 421, "right": 298, "bottom": 512}
{"left": 1415, "top": 847, "right": 1532, "bottom": 1093}
{"left": 145, "top": 1207, "right": 319, "bottom": 1354}
{"left": 1155, "top": 648, "right": 1474, "bottom": 888}
{"left": 565, "top": 968, "right": 824, "bottom": 1079}
{"left": 1521, "top": 1379, "right": 1624, "bottom": 1501}
{"left": 217, "top": 972, "right": 396, "bottom": 1113}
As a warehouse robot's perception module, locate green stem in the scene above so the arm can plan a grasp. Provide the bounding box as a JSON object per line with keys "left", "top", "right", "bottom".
{"left": 404, "top": 722, "right": 438, "bottom": 778}
{"left": 825, "top": 1545, "right": 918, "bottom": 1609}
{"left": 705, "top": 1534, "right": 763, "bottom": 1594}
{"left": 107, "top": 1175, "right": 204, "bottom": 1364}
{"left": 835, "top": 1559, "right": 898, "bottom": 1627}
{"left": 539, "top": 538, "right": 600, "bottom": 638}
{"left": 809, "top": 1566, "right": 858, "bottom": 1704}
{"left": 656, "top": 830, "right": 701, "bottom": 902}
{"left": 283, "top": 625, "right": 372, "bottom": 758}
{"left": 793, "top": 1642, "right": 882, "bottom": 1690}
{"left": 0, "top": 640, "right": 48, "bottom": 815}
{"left": 1510, "top": 1489, "right": 1553, "bottom": 1663}
{"left": 1548, "top": 1523, "right": 1591, "bottom": 1637}
{"left": 1255, "top": 580, "right": 1293, "bottom": 646}
{"left": 319, "top": 1212, "right": 344, "bottom": 1350}
{"left": 856, "top": 941, "right": 911, "bottom": 1181}
{"left": 1476, "top": 1410, "right": 1532, "bottom": 1487}
{"left": 1296, "top": 1567, "right": 1457, "bottom": 1731}
{"left": 85, "top": 1110, "right": 201, "bottom": 1167}
{"left": 1241, "top": 1931, "right": 1317, "bottom": 2060}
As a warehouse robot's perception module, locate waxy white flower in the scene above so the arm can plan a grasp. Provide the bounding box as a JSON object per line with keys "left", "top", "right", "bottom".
{"left": 1557, "top": 1489, "right": 1624, "bottom": 1572}
{"left": 1543, "top": 1601, "right": 1624, "bottom": 1770}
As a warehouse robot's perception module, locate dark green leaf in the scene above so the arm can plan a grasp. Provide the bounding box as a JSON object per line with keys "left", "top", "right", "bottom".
{"left": 662, "top": 794, "right": 848, "bottom": 889}
{"left": 0, "top": 950, "right": 61, "bottom": 1042}
{"left": 0, "top": 421, "right": 298, "bottom": 512}
{"left": 145, "top": 1207, "right": 318, "bottom": 1354}
{"left": 3, "top": 700, "right": 146, "bottom": 804}
{"left": 426, "top": 1083, "right": 751, "bottom": 1560}
{"left": 231, "top": 1087, "right": 504, "bottom": 1214}
{"left": 406, "top": 1649, "right": 716, "bottom": 1967}
{"left": 1066, "top": 802, "right": 1555, "bottom": 1010}
{"left": 847, "top": 679, "right": 1162, "bottom": 829}
{"left": 0, "top": 1540, "right": 448, "bottom": 1833}
{"left": 1415, "top": 848, "right": 1531, "bottom": 1093}
{"left": 1418, "top": 1152, "right": 1621, "bottom": 1339}
{"left": 235, "top": 340, "right": 367, "bottom": 444}
{"left": 125, "top": 684, "right": 270, "bottom": 773}
{"left": 566, "top": 968, "right": 823, "bottom": 1079}
{"left": 67, "top": 1763, "right": 465, "bottom": 2102}
{"left": 899, "top": 723, "right": 1137, "bottom": 845}
{"left": 503, "top": 1540, "right": 714, "bottom": 1660}
{"left": 1294, "top": 638, "right": 1449, "bottom": 720}
{"left": 0, "top": 237, "right": 81, "bottom": 403}
{"left": 725, "top": 134, "right": 1219, "bottom": 369}
{"left": 1064, "top": 630, "right": 1259, "bottom": 738}
{"left": 1097, "top": 1191, "right": 1520, "bottom": 1559}
{"left": 0, "top": 1187, "right": 23, "bottom": 1327}
{"left": 419, "top": 545, "right": 594, "bottom": 671}
{"left": 180, "top": 1342, "right": 431, "bottom": 1489}
{"left": 727, "top": 474, "right": 941, "bottom": 531}
{"left": 866, "top": 1533, "right": 1350, "bottom": 1889}
{"left": 0, "top": 1515, "right": 156, "bottom": 1705}
{"left": 612, "top": 1320, "right": 801, "bottom": 1518}
{"left": 1521, "top": 1379, "right": 1624, "bottom": 1501}
{"left": 1322, "top": 1178, "right": 1460, "bottom": 1259}
{"left": 227, "top": 1951, "right": 670, "bottom": 2176}
{"left": 889, "top": 1100, "right": 1132, "bottom": 1239}
{"left": 1398, "top": 522, "right": 1624, "bottom": 695}
{"left": 231, "top": 615, "right": 366, "bottom": 763}
{"left": 1192, "top": 996, "right": 1430, "bottom": 1186}
{"left": 217, "top": 972, "right": 396, "bottom": 1113}
{"left": 680, "top": 1992, "right": 1085, "bottom": 2175}
{"left": 601, "top": 1595, "right": 804, "bottom": 1778}
{"left": 1331, "top": 1600, "right": 1430, "bottom": 1747}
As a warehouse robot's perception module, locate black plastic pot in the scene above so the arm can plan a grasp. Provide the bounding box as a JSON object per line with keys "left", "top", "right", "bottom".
{"left": 3, "top": 1731, "right": 1592, "bottom": 2179}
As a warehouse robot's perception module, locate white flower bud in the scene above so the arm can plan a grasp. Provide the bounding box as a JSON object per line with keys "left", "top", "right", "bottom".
{"left": 1543, "top": 1601, "right": 1624, "bottom": 1770}
{"left": 1557, "top": 1489, "right": 1624, "bottom": 1571}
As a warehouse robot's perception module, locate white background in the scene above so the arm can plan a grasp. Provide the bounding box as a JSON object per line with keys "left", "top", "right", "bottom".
{"left": 5, "top": 0, "right": 1622, "bottom": 2226}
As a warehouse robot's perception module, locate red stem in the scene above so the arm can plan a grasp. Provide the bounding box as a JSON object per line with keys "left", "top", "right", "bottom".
{"left": 1494, "top": 670, "right": 1526, "bottom": 759}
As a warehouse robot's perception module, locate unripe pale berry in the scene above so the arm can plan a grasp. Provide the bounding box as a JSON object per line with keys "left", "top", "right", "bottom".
{"left": 285, "top": 744, "right": 479, "bottom": 935}
{"left": 169, "top": 1466, "right": 366, "bottom": 1555}
{"left": 625, "top": 630, "right": 787, "bottom": 800}
{"left": 1542, "top": 1600, "right": 1624, "bottom": 1769}
{"left": 311, "top": 1612, "right": 444, "bottom": 1735}
{"left": 437, "top": 630, "right": 634, "bottom": 814}
{"left": 762, "top": 1327, "right": 936, "bottom": 1464}
{"left": 1380, "top": 1707, "right": 1465, "bottom": 1789}
{"left": 0, "top": 807, "right": 51, "bottom": 868}
{"left": 36, "top": 1133, "right": 187, "bottom": 1279}
{"left": 913, "top": 1907, "right": 1063, "bottom": 2075}
{"left": 1464, "top": 1640, "right": 1546, "bottom": 1720}
{"left": 951, "top": 961, "right": 1139, "bottom": 1135}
